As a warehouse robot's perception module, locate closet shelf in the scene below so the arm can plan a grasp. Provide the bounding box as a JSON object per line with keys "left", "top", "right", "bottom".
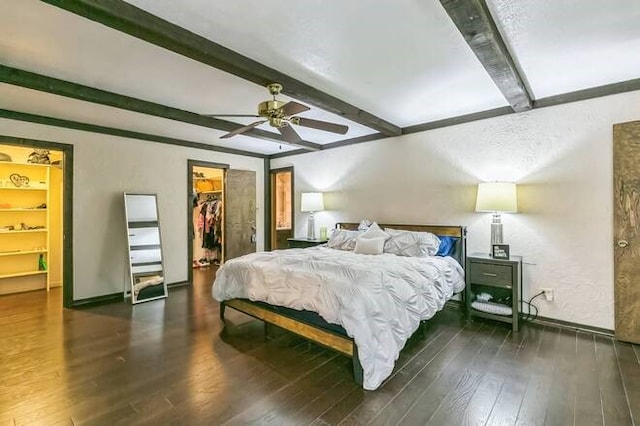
{"left": 0, "top": 161, "right": 52, "bottom": 168}
{"left": 197, "top": 190, "right": 223, "bottom": 194}
{"left": 0, "top": 187, "right": 47, "bottom": 191}
{"left": 0, "top": 229, "right": 48, "bottom": 234}
{"left": 0, "top": 270, "right": 48, "bottom": 279}
{"left": 0, "top": 208, "right": 47, "bottom": 212}
{"left": 0, "top": 249, "right": 48, "bottom": 257}
{"left": 0, "top": 157, "right": 53, "bottom": 293}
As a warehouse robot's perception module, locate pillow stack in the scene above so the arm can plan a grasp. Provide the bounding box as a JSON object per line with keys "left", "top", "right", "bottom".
{"left": 327, "top": 229, "right": 361, "bottom": 251}
{"left": 354, "top": 222, "right": 389, "bottom": 255}
{"left": 327, "top": 221, "right": 451, "bottom": 258}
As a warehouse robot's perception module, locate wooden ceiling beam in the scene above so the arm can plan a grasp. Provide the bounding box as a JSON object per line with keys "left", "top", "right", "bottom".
{"left": 40, "top": 0, "right": 401, "bottom": 137}
{"left": 0, "top": 108, "right": 269, "bottom": 158}
{"left": 0, "top": 65, "right": 321, "bottom": 151}
{"left": 439, "top": 0, "right": 532, "bottom": 112}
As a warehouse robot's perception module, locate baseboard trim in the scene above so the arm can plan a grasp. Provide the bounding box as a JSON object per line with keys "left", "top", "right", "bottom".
{"left": 72, "top": 281, "right": 188, "bottom": 308}
{"left": 72, "top": 292, "right": 123, "bottom": 308}
{"left": 531, "top": 315, "right": 614, "bottom": 337}
{"left": 167, "top": 281, "right": 189, "bottom": 288}
{"left": 444, "top": 299, "right": 614, "bottom": 337}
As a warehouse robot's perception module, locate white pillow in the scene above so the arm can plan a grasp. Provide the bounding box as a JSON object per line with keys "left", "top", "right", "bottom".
{"left": 358, "top": 219, "right": 373, "bottom": 231}
{"left": 383, "top": 228, "right": 441, "bottom": 257}
{"left": 327, "top": 229, "right": 361, "bottom": 251}
{"left": 354, "top": 237, "right": 385, "bottom": 255}
{"left": 358, "top": 222, "right": 390, "bottom": 240}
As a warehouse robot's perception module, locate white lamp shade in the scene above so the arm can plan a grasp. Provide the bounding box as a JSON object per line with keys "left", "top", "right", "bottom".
{"left": 301, "top": 192, "right": 324, "bottom": 212}
{"left": 475, "top": 182, "right": 517, "bottom": 213}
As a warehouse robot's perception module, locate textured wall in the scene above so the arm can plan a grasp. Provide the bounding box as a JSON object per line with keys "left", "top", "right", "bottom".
{"left": 1, "top": 119, "right": 264, "bottom": 301}
{"left": 272, "top": 89, "right": 640, "bottom": 330}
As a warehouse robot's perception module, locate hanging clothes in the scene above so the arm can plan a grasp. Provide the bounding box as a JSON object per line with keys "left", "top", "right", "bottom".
{"left": 195, "top": 196, "right": 223, "bottom": 263}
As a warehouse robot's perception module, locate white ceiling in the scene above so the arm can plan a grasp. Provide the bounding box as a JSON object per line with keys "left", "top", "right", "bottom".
{"left": 0, "top": 83, "right": 295, "bottom": 155}
{"left": 487, "top": 0, "right": 640, "bottom": 98}
{"left": 0, "top": 0, "right": 374, "bottom": 149}
{"left": 1, "top": 0, "right": 640, "bottom": 155}
{"left": 124, "top": 0, "right": 510, "bottom": 126}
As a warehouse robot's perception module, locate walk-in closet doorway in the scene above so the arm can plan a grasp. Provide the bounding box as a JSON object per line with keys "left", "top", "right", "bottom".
{"left": 0, "top": 136, "right": 73, "bottom": 308}
{"left": 187, "top": 160, "right": 258, "bottom": 285}
{"left": 188, "top": 160, "right": 227, "bottom": 285}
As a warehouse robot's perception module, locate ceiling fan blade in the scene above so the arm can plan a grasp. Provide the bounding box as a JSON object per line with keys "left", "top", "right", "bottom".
{"left": 293, "top": 117, "right": 349, "bottom": 135}
{"left": 202, "top": 114, "right": 262, "bottom": 118}
{"left": 281, "top": 101, "right": 310, "bottom": 116}
{"left": 220, "top": 120, "right": 267, "bottom": 139}
{"left": 277, "top": 124, "right": 302, "bottom": 143}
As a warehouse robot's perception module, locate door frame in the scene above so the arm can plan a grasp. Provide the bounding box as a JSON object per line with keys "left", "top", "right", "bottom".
{"left": 0, "top": 135, "right": 74, "bottom": 308}
{"left": 269, "top": 166, "right": 294, "bottom": 250}
{"left": 187, "top": 159, "right": 229, "bottom": 284}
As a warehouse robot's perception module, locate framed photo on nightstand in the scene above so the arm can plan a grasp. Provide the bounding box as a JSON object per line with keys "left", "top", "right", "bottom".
{"left": 492, "top": 244, "right": 510, "bottom": 259}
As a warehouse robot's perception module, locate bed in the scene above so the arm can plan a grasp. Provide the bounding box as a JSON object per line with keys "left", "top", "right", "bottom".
{"left": 213, "top": 223, "right": 466, "bottom": 390}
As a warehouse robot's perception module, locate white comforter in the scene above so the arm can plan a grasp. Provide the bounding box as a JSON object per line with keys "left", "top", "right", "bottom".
{"left": 212, "top": 246, "right": 465, "bottom": 390}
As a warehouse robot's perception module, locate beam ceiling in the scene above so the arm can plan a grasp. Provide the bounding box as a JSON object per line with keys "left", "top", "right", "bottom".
{"left": 0, "top": 65, "right": 321, "bottom": 151}
{"left": 439, "top": 0, "right": 532, "bottom": 112}
{"left": 0, "top": 108, "right": 267, "bottom": 158}
{"left": 40, "top": 0, "right": 401, "bottom": 137}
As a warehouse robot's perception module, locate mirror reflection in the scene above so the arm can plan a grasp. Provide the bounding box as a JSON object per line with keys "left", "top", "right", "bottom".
{"left": 124, "top": 193, "right": 167, "bottom": 303}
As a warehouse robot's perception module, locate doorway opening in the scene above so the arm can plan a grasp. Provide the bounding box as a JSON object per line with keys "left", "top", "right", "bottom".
{"left": 0, "top": 138, "right": 73, "bottom": 307}
{"left": 188, "top": 160, "right": 228, "bottom": 284}
{"left": 270, "top": 167, "right": 294, "bottom": 250}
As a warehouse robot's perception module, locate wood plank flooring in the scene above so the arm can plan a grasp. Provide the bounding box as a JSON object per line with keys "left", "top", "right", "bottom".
{"left": 0, "top": 268, "right": 638, "bottom": 425}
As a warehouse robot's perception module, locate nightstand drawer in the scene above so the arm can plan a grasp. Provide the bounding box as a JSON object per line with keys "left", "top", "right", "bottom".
{"left": 469, "top": 263, "right": 513, "bottom": 288}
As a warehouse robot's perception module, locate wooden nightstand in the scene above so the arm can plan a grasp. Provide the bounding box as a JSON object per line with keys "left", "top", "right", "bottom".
{"left": 466, "top": 252, "right": 523, "bottom": 331}
{"left": 287, "top": 238, "right": 327, "bottom": 248}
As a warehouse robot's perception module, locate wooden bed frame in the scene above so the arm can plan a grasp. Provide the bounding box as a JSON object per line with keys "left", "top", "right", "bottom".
{"left": 219, "top": 223, "right": 467, "bottom": 386}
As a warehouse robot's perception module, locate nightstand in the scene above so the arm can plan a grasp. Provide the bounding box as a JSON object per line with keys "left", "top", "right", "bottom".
{"left": 466, "top": 252, "right": 523, "bottom": 332}
{"left": 287, "top": 238, "right": 327, "bottom": 248}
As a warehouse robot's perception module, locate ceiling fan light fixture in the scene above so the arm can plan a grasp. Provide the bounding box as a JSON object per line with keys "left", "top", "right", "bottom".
{"left": 213, "top": 82, "right": 349, "bottom": 141}
{"left": 258, "top": 99, "right": 287, "bottom": 117}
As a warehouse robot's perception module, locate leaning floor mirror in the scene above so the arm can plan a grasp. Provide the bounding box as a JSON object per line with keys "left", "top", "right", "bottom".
{"left": 124, "top": 193, "right": 168, "bottom": 304}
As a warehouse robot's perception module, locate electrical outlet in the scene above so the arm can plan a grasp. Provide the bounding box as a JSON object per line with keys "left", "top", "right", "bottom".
{"left": 541, "top": 288, "right": 554, "bottom": 302}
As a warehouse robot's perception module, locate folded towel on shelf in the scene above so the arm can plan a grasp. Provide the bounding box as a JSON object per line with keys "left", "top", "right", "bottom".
{"left": 471, "top": 300, "right": 512, "bottom": 316}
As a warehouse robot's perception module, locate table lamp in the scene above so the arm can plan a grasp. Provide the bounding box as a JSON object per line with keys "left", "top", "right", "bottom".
{"left": 475, "top": 182, "right": 517, "bottom": 247}
{"left": 301, "top": 192, "right": 324, "bottom": 240}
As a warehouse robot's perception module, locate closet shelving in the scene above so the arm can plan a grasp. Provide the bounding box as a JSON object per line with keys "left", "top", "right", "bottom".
{"left": 192, "top": 171, "right": 224, "bottom": 267}
{"left": 0, "top": 161, "right": 51, "bottom": 291}
{"left": 0, "top": 208, "right": 47, "bottom": 211}
{"left": 0, "top": 229, "right": 47, "bottom": 234}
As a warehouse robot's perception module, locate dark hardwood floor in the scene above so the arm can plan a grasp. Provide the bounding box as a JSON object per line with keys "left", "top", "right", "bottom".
{"left": 1, "top": 268, "right": 639, "bottom": 425}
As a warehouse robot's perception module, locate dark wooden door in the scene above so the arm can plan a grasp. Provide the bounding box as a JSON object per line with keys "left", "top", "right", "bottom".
{"left": 224, "top": 169, "right": 256, "bottom": 260}
{"left": 613, "top": 121, "right": 640, "bottom": 344}
{"left": 270, "top": 167, "right": 294, "bottom": 250}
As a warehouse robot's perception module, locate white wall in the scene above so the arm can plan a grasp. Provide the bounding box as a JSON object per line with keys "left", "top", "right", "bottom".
{"left": 0, "top": 119, "right": 265, "bottom": 300}
{"left": 272, "top": 89, "right": 640, "bottom": 330}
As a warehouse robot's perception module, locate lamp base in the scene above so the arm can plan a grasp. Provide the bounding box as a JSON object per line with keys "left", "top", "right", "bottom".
{"left": 490, "top": 213, "right": 503, "bottom": 253}
{"left": 307, "top": 213, "right": 316, "bottom": 240}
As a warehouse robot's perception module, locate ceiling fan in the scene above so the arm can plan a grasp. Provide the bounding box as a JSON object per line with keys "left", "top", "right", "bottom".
{"left": 203, "top": 83, "right": 349, "bottom": 143}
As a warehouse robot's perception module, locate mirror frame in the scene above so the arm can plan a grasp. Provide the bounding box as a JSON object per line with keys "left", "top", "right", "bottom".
{"left": 123, "top": 192, "right": 168, "bottom": 304}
